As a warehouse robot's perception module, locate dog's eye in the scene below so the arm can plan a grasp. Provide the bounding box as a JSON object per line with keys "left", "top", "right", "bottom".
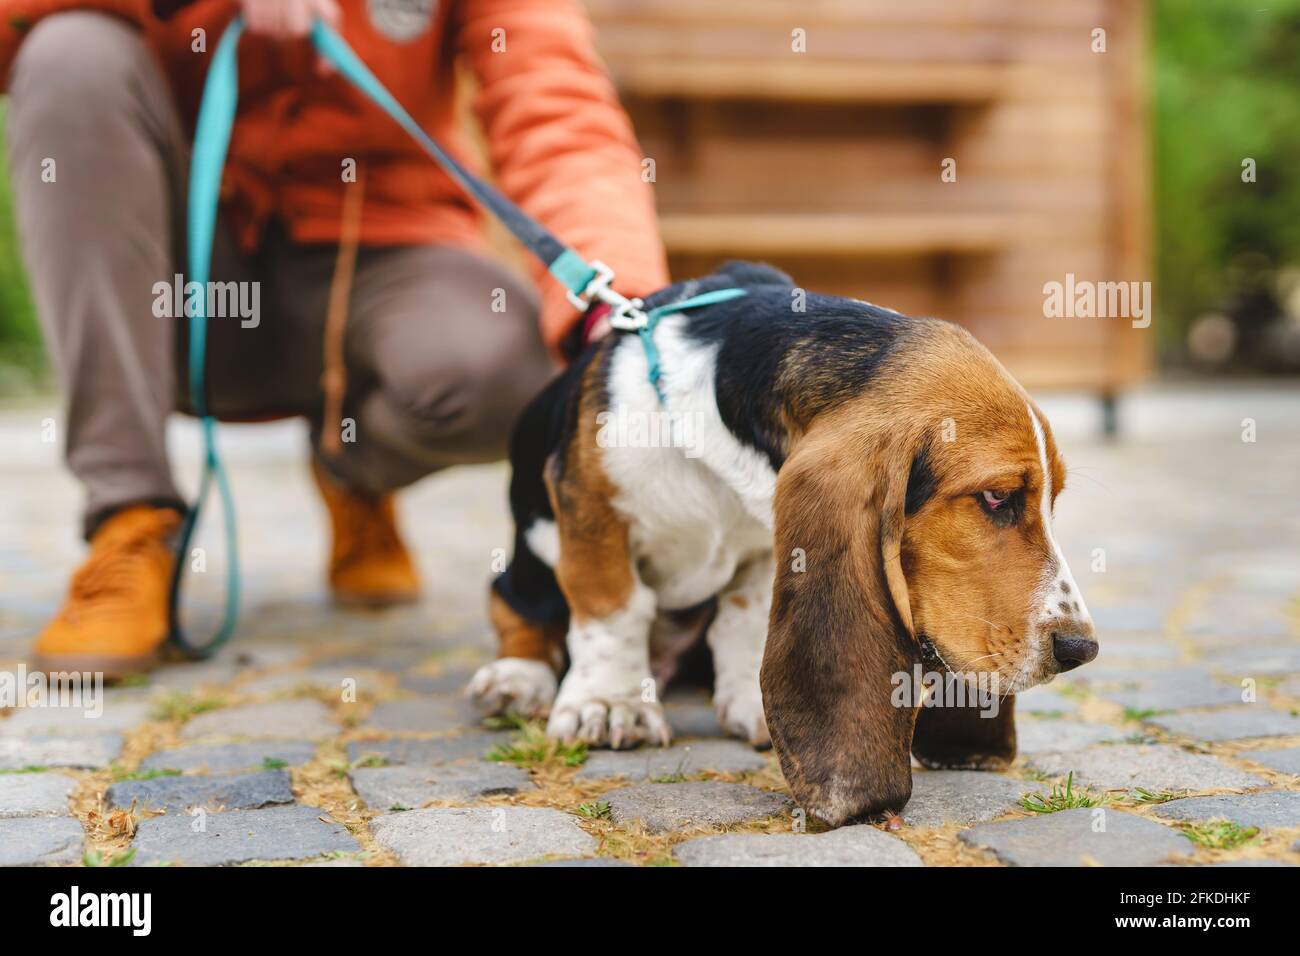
{"left": 981, "top": 490, "right": 1010, "bottom": 510}
{"left": 976, "top": 488, "right": 1022, "bottom": 526}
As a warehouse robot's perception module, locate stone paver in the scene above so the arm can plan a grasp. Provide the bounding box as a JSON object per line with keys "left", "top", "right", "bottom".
{"left": 237, "top": 667, "right": 387, "bottom": 697}
{"left": 0, "top": 816, "right": 85, "bottom": 866}
{"left": 130, "top": 806, "right": 359, "bottom": 866}
{"left": 575, "top": 740, "right": 767, "bottom": 780}
{"left": 345, "top": 731, "right": 506, "bottom": 767}
{"left": 0, "top": 734, "right": 122, "bottom": 770}
{"left": 1015, "top": 686, "right": 1081, "bottom": 715}
{"left": 181, "top": 700, "right": 338, "bottom": 741}
{"left": 350, "top": 763, "right": 532, "bottom": 809}
{"left": 1027, "top": 744, "right": 1266, "bottom": 792}
{"left": 1202, "top": 859, "right": 1298, "bottom": 867}
{"left": 370, "top": 807, "right": 596, "bottom": 865}
{"left": 322, "top": 645, "right": 440, "bottom": 673}
{"left": 140, "top": 740, "right": 318, "bottom": 773}
{"left": 1149, "top": 707, "right": 1300, "bottom": 742}
{"left": 364, "top": 697, "right": 477, "bottom": 734}
{"left": 400, "top": 669, "right": 476, "bottom": 695}
{"left": 903, "top": 771, "right": 1030, "bottom": 827}
{"left": 147, "top": 661, "right": 242, "bottom": 692}
{"left": 1150, "top": 792, "right": 1300, "bottom": 829}
{"left": 663, "top": 698, "right": 724, "bottom": 738}
{"left": 531, "top": 857, "right": 634, "bottom": 867}
{"left": 106, "top": 770, "right": 295, "bottom": 812}
{"left": 960, "top": 808, "right": 1195, "bottom": 866}
{"left": 1091, "top": 639, "right": 1180, "bottom": 662}
{"left": 1090, "top": 605, "right": 1165, "bottom": 632}
{"left": 1243, "top": 747, "right": 1300, "bottom": 776}
{"left": 604, "top": 781, "right": 789, "bottom": 833}
{"left": 1186, "top": 608, "right": 1292, "bottom": 640}
{"left": 0, "top": 772, "right": 76, "bottom": 817}
{"left": 1201, "top": 645, "right": 1300, "bottom": 677}
{"left": 675, "top": 825, "right": 923, "bottom": 867}
{"left": 1062, "top": 664, "right": 1208, "bottom": 689}
{"left": 1097, "top": 673, "right": 1244, "bottom": 711}
{"left": 1015, "top": 719, "right": 1128, "bottom": 753}
{"left": 1, "top": 699, "right": 153, "bottom": 736}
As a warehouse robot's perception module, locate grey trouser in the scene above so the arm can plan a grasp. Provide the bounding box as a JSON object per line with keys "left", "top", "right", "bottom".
{"left": 6, "top": 12, "right": 555, "bottom": 537}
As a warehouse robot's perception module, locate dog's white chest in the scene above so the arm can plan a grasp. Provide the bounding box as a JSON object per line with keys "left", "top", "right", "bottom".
{"left": 618, "top": 449, "right": 770, "bottom": 609}
{"left": 600, "top": 323, "right": 777, "bottom": 610}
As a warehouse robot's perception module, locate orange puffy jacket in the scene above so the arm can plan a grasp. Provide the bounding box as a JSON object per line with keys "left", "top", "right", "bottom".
{"left": 0, "top": 0, "right": 669, "bottom": 352}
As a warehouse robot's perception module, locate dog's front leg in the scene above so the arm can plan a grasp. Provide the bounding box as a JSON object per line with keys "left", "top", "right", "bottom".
{"left": 707, "top": 553, "right": 773, "bottom": 747}
{"left": 911, "top": 693, "right": 1017, "bottom": 771}
{"left": 547, "top": 576, "right": 668, "bottom": 749}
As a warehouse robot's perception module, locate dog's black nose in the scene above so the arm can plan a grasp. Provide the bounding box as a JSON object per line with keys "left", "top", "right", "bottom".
{"left": 1052, "top": 630, "right": 1098, "bottom": 671}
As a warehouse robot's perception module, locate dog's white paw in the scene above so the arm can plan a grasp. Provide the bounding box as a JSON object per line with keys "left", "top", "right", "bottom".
{"left": 547, "top": 692, "right": 671, "bottom": 750}
{"left": 715, "top": 684, "right": 771, "bottom": 748}
{"left": 466, "top": 657, "right": 557, "bottom": 717}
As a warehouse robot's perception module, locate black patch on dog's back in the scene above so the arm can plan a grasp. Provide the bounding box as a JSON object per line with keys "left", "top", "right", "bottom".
{"left": 659, "top": 265, "right": 914, "bottom": 472}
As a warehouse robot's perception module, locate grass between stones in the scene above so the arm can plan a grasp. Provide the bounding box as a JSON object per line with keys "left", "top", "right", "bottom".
{"left": 484, "top": 717, "right": 588, "bottom": 768}
{"left": 70, "top": 715, "right": 178, "bottom": 866}
{"left": 1019, "top": 772, "right": 1109, "bottom": 813}
{"left": 575, "top": 800, "right": 611, "bottom": 819}
{"left": 1130, "top": 786, "right": 1183, "bottom": 804}
{"left": 1179, "top": 819, "right": 1261, "bottom": 850}
{"left": 149, "top": 692, "right": 227, "bottom": 723}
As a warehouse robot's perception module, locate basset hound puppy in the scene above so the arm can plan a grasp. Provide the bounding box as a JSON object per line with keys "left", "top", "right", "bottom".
{"left": 468, "top": 261, "right": 1098, "bottom": 826}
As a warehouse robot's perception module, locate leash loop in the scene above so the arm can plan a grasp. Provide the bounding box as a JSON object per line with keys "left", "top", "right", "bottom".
{"left": 168, "top": 19, "right": 245, "bottom": 658}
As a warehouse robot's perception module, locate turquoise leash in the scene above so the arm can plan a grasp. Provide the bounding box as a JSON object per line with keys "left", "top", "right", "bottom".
{"left": 168, "top": 17, "right": 745, "bottom": 657}
{"left": 167, "top": 20, "right": 244, "bottom": 658}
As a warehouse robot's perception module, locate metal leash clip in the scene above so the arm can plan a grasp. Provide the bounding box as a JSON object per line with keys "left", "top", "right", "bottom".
{"left": 567, "top": 259, "right": 648, "bottom": 330}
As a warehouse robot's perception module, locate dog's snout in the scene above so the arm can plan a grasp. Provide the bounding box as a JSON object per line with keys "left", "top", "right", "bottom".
{"left": 1051, "top": 629, "right": 1098, "bottom": 672}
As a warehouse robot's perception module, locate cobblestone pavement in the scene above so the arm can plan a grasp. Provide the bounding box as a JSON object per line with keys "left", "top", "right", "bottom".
{"left": 1, "top": 385, "right": 1298, "bottom": 866}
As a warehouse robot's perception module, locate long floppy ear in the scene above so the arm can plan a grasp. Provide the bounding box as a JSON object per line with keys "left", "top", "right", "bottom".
{"left": 761, "top": 416, "right": 921, "bottom": 827}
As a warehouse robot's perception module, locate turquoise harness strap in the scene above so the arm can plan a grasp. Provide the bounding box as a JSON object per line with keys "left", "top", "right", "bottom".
{"left": 168, "top": 17, "right": 745, "bottom": 657}
{"left": 638, "top": 288, "right": 750, "bottom": 402}
{"left": 167, "top": 19, "right": 245, "bottom": 658}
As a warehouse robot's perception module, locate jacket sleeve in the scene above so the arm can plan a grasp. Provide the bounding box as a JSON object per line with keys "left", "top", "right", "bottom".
{"left": 456, "top": 0, "right": 669, "bottom": 353}
{"left": 0, "top": 0, "right": 156, "bottom": 92}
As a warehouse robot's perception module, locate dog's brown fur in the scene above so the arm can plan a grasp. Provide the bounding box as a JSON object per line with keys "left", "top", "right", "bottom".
{"left": 760, "top": 320, "right": 1084, "bottom": 824}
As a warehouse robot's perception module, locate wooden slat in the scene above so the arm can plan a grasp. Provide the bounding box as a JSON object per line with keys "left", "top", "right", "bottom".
{"left": 660, "top": 213, "right": 1021, "bottom": 256}
{"left": 608, "top": 60, "right": 1009, "bottom": 103}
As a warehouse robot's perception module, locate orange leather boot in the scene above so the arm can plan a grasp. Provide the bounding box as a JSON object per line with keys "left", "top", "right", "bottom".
{"left": 311, "top": 461, "right": 421, "bottom": 608}
{"left": 31, "top": 505, "right": 181, "bottom": 678}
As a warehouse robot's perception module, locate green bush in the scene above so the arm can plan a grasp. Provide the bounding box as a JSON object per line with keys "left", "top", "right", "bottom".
{"left": 0, "top": 100, "right": 43, "bottom": 374}
{"left": 1153, "top": 0, "right": 1300, "bottom": 349}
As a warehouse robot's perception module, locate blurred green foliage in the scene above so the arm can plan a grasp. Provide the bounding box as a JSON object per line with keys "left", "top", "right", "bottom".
{"left": 1153, "top": 0, "right": 1300, "bottom": 348}
{"left": 0, "top": 101, "right": 44, "bottom": 376}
